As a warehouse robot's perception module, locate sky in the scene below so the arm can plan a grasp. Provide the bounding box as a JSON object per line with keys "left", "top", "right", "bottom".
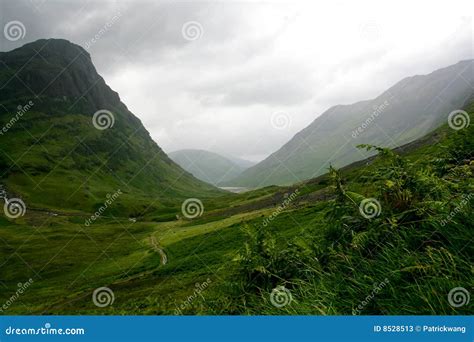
{"left": 0, "top": 0, "right": 472, "bottom": 162}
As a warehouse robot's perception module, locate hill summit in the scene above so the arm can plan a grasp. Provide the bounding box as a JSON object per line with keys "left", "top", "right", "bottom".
{"left": 230, "top": 59, "right": 474, "bottom": 187}
{"left": 0, "top": 39, "right": 219, "bottom": 214}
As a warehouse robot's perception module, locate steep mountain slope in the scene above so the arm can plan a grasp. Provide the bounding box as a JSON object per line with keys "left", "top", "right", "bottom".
{"left": 169, "top": 149, "right": 249, "bottom": 185}
{"left": 0, "top": 39, "right": 220, "bottom": 215}
{"left": 231, "top": 59, "right": 474, "bottom": 187}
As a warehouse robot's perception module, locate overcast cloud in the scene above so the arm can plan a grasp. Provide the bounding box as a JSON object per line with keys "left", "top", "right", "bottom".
{"left": 1, "top": 0, "right": 472, "bottom": 161}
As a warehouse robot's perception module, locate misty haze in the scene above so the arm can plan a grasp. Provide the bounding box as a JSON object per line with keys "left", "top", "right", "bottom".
{"left": 0, "top": 0, "right": 472, "bottom": 320}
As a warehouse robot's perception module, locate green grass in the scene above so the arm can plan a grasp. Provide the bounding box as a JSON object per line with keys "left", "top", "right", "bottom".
{"left": 0, "top": 99, "right": 223, "bottom": 218}
{"left": 0, "top": 110, "right": 472, "bottom": 315}
{"left": 2, "top": 39, "right": 471, "bottom": 316}
{"left": 0, "top": 194, "right": 325, "bottom": 314}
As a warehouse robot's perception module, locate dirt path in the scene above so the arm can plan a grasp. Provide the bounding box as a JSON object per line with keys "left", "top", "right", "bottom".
{"left": 149, "top": 235, "right": 168, "bottom": 265}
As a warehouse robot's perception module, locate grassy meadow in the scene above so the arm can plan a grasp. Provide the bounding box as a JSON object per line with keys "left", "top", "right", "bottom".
{"left": 1, "top": 102, "right": 472, "bottom": 315}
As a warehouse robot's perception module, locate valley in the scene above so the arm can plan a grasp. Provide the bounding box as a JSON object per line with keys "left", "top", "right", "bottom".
{"left": 1, "top": 118, "right": 472, "bottom": 314}
{"left": 0, "top": 39, "right": 472, "bottom": 316}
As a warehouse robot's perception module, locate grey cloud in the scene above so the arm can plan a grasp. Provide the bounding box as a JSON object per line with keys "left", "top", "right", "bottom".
{"left": 1, "top": 1, "right": 245, "bottom": 70}
{"left": 189, "top": 62, "right": 316, "bottom": 107}
{"left": 1, "top": 0, "right": 472, "bottom": 162}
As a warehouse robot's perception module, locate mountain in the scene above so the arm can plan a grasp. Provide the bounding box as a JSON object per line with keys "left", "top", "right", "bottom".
{"left": 231, "top": 59, "right": 474, "bottom": 187}
{"left": 168, "top": 149, "right": 251, "bottom": 185}
{"left": 4, "top": 98, "right": 472, "bottom": 315}
{"left": 0, "top": 39, "right": 220, "bottom": 215}
{"left": 225, "top": 156, "right": 257, "bottom": 169}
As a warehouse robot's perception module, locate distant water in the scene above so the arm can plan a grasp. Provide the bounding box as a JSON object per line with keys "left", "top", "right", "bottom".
{"left": 219, "top": 187, "right": 250, "bottom": 193}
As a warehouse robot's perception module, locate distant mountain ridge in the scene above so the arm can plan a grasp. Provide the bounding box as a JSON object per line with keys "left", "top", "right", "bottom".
{"left": 225, "top": 155, "right": 257, "bottom": 169}
{"left": 169, "top": 149, "right": 253, "bottom": 186}
{"left": 229, "top": 59, "right": 474, "bottom": 187}
{"left": 0, "top": 39, "right": 219, "bottom": 214}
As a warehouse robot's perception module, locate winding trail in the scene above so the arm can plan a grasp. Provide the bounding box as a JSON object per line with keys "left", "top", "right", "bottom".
{"left": 150, "top": 235, "right": 168, "bottom": 265}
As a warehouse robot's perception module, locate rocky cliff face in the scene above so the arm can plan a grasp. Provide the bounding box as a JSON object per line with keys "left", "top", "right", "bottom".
{"left": 0, "top": 39, "right": 219, "bottom": 213}
{"left": 0, "top": 39, "right": 119, "bottom": 112}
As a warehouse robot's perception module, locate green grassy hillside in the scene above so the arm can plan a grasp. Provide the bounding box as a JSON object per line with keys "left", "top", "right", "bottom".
{"left": 1, "top": 100, "right": 471, "bottom": 315}
{"left": 0, "top": 39, "right": 221, "bottom": 217}
{"left": 230, "top": 59, "right": 474, "bottom": 188}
